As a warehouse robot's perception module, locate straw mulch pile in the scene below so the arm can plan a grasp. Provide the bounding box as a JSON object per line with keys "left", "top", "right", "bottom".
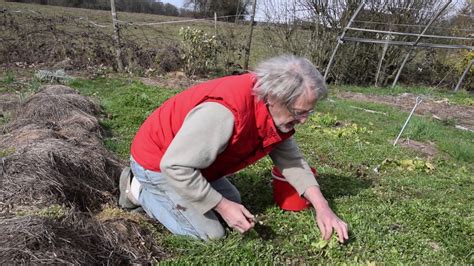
{"left": 0, "top": 85, "right": 169, "bottom": 264}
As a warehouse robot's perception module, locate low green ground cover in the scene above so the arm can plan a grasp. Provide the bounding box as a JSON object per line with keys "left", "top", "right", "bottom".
{"left": 69, "top": 78, "right": 473, "bottom": 264}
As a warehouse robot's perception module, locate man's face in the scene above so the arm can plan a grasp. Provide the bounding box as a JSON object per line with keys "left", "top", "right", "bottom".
{"left": 267, "top": 89, "right": 318, "bottom": 133}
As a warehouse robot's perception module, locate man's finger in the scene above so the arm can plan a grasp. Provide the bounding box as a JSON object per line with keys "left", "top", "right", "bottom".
{"left": 241, "top": 206, "right": 255, "bottom": 221}
{"left": 234, "top": 225, "right": 245, "bottom": 234}
{"left": 342, "top": 222, "right": 349, "bottom": 240}
{"left": 317, "top": 219, "right": 327, "bottom": 239}
{"left": 324, "top": 223, "right": 333, "bottom": 240}
{"left": 335, "top": 223, "right": 345, "bottom": 243}
{"left": 237, "top": 216, "right": 254, "bottom": 232}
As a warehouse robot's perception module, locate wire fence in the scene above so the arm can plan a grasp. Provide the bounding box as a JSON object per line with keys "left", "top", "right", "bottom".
{"left": 1, "top": 3, "right": 472, "bottom": 90}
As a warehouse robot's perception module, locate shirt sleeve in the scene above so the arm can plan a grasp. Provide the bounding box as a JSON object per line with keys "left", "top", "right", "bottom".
{"left": 269, "top": 137, "right": 319, "bottom": 196}
{"left": 160, "top": 102, "right": 235, "bottom": 214}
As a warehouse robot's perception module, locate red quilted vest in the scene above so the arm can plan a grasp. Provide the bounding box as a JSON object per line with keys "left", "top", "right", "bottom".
{"left": 130, "top": 73, "right": 294, "bottom": 181}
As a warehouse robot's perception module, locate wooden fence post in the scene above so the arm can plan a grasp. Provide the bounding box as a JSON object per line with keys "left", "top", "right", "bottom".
{"left": 243, "top": 0, "right": 257, "bottom": 70}
{"left": 110, "top": 0, "right": 124, "bottom": 72}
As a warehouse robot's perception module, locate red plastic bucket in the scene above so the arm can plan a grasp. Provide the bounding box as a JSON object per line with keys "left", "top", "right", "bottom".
{"left": 271, "top": 166, "right": 317, "bottom": 211}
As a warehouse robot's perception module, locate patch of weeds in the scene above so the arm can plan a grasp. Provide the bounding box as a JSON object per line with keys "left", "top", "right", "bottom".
{"left": 455, "top": 97, "right": 474, "bottom": 106}
{"left": 16, "top": 204, "right": 67, "bottom": 219}
{"left": 375, "top": 158, "right": 435, "bottom": 173}
{"left": 0, "top": 112, "right": 11, "bottom": 127}
{"left": 96, "top": 207, "right": 143, "bottom": 223}
{"left": 2, "top": 72, "right": 16, "bottom": 84}
{"left": 439, "top": 117, "right": 457, "bottom": 127}
{"left": 404, "top": 118, "right": 438, "bottom": 141}
{"left": 310, "top": 112, "right": 339, "bottom": 127}
{"left": 28, "top": 78, "right": 42, "bottom": 92}
{"left": 0, "top": 148, "right": 15, "bottom": 157}
{"left": 17, "top": 79, "right": 42, "bottom": 104}
{"left": 36, "top": 204, "right": 67, "bottom": 219}
{"left": 314, "top": 122, "right": 371, "bottom": 142}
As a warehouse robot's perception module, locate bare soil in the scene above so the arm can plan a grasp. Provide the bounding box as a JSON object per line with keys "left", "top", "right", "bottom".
{"left": 139, "top": 71, "right": 205, "bottom": 90}
{"left": 397, "top": 139, "right": 438, "bottom": 159}
{"left": 337, "top": 91, "right": 474, "bottom": 131}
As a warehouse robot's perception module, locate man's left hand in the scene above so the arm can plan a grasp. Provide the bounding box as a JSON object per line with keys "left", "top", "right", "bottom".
{"left": 304, "top": 185, "right": 349, "bottom": 243}
{"left": 314, "top": 204, "right": 348, "bottom": 243}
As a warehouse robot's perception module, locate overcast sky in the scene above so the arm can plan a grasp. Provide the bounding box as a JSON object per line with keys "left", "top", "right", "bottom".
{"left": 160, "top": 0, "right": 269, "bottom": 21}
{"left": 161, "top": 0, "right": 185, "bottom": 8}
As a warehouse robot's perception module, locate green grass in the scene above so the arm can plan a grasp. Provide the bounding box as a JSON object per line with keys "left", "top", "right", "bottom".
{"left": 68, "top": 77, "right": 474, "bottom": 264}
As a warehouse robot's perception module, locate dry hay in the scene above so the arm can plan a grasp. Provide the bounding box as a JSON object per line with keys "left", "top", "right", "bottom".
{"left": 0, "top": 93, "right": 20, "bottom": 114}
{"left": 0, "top": 85, "right": 169, "bottom": 263}
{"left": 0, "top": 212, "right": 168, "bottom": 264}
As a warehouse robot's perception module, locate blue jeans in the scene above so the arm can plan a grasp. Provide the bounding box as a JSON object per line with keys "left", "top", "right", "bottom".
{"left": 130, "top": 156, "right": 241, "bottom": 241}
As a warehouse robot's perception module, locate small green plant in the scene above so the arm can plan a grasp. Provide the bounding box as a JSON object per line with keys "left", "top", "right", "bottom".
{"left": 376, "top": 158, "right": 435, "bottom": 173}
{"left": 18, "top": 79, "right": 42, "bottom": 104}
{"left": 2, "top": 72, "right": 16, "bottom": 84}
{"left": 16, "top": 204, "right": 67, "bottom": 219}
{"left": 0, "top": 148, "right": 15, "bottom": 157}
{"left": 36, "top": 204, "right": 67, "bottom": 219}
{"left": 0, "top": 112, "right": 12, "bottom": 126}
{"left": 310, "top": 113, "right": 339, "bottom": 127}
{"left": 179, "top": 27, "right": 218, "bottom": 75}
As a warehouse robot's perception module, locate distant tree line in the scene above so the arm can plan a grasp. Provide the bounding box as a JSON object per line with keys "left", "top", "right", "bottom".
{"left": 5, "top": 0, "right": 180, "bottom": 16}
{"left": 183, "top": 0, "right": 250, "bottom": 21}
{"left": 5, "top": 0, "right": 252, "bottom": 19}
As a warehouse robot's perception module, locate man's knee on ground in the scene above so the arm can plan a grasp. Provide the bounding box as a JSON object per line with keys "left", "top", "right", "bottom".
{"left": 198, "top": 211, "right": 226, "bottom": 241}
{"left": 202, "top": 224, "right": 225, "bottom": 241}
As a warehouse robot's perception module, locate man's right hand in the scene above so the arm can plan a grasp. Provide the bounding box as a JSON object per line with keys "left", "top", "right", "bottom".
{"left": 214, "top": 197, "right": 255, "bottom": 233}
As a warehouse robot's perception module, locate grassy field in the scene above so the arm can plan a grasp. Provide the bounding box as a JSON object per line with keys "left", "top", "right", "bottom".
{"left": 1, "top": 1, "right": 274, "bottom": 69}
{"left": 60, "top": 76, "right": 473, "bottom": 264}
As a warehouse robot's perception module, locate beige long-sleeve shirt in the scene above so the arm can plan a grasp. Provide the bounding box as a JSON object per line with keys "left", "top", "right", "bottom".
{"left": 160, "top": 102, "right": 319, "bottom": 214}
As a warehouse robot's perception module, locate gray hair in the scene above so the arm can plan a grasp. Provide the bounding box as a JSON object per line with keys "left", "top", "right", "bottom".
{"left": 252, "top": 54, "right": 327, "bottom": 106}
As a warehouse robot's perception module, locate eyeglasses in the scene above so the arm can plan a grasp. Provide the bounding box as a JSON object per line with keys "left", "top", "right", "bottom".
{"left": 287, "top": 107, "right": 315, "bottom": 119}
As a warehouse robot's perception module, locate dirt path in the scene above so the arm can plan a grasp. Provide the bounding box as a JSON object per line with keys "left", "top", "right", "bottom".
{"left": 336, "top": 92, "right": 474, "bottom": 131}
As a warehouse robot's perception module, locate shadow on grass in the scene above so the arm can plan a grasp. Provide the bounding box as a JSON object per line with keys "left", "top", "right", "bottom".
{"left": 316, "top": 173, "right": 373, "bottom": 203}
{"left": 232, "top": 172, "right": 373, "bottom": 214}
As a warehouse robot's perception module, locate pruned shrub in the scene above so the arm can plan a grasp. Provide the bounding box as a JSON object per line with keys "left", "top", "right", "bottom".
{"left": 179, "top": 27, "right": 218, "bottom": 76}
